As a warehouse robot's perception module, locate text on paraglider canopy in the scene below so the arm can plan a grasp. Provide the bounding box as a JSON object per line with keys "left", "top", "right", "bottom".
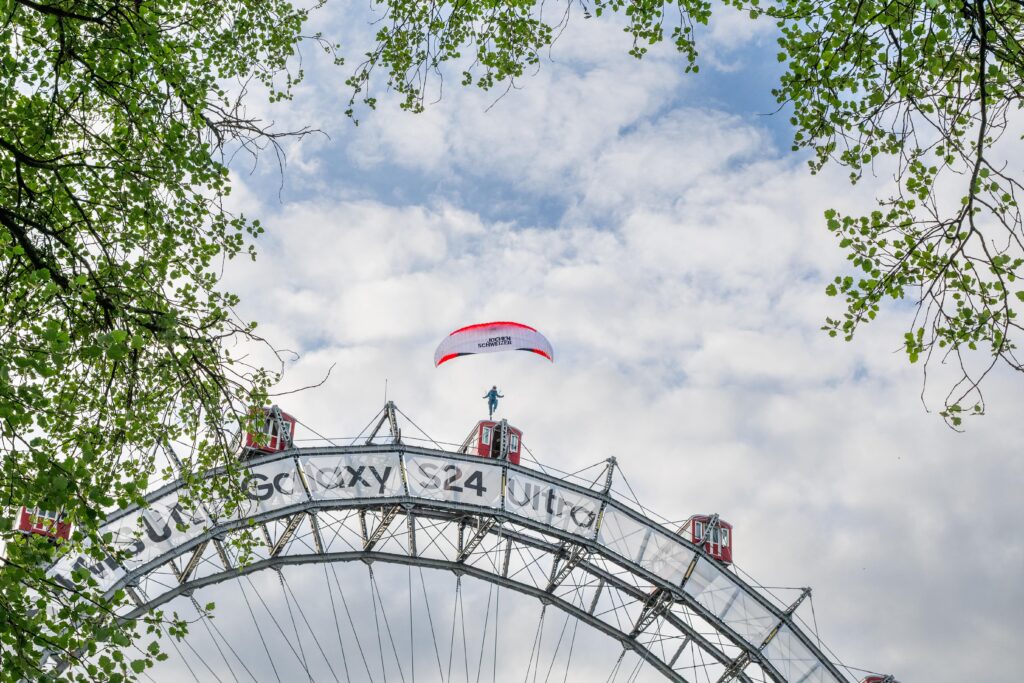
{"left": 477, "top": 335, "right": 512, "bottom": 348}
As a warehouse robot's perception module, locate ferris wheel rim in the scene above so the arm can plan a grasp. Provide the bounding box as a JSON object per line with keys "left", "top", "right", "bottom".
{"left": 123, "top": 549, "right": 727, "bottom": 683}
{"left": 48, "top": 444, "right": 850, "bottom": 683}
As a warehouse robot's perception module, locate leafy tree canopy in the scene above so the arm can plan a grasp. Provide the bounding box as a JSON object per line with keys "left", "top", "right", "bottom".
{"left": 0, "top": 0, "right": 327, "bottom": 678}
{"left": 1, "top": 0, "right": 1021, "bottom": 678}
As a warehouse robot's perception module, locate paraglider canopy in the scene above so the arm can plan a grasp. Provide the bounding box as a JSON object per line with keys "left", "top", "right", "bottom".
{"left": 434, "top": 321, "right": 554, "bottom": 366}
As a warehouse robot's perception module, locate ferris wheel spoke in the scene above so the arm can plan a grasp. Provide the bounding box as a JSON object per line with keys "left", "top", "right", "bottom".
{"left": 276, "top": 570, "right": 314, "bottom": 681}
{"left": 605, "top": 649, "right": 627, "bottom": 683}
{"left": 473, "top": 580, "right": 494, "bottom": 683}
{"left": 172, "top": 618, "right": 225, "bottom": 683}
{"left": 630, "top": 612, "right": 668, "bottom": 683}
{"left": 507, "top": 542, "right": 552, "bottom": 587}
{"left": 408, "top": 564, "right": 416, "bottom": 683}
{"left": 493, "top": 582, "right": 501, "bottom": 683}
{"left": 687, "top": 616, "right": 714, "bottom": 683}
{"left": 241, "top": 574, "right": 313, "bottom": 680}
{"left": 559, "top": 606, "right": 580, "bottom": 683}
{"left": 625, "top": 655, "right": 646, "bottom": 683}
{"left": 279, "top": 568, "right": 343, "bottom": 682}
{"left": 458, "top": 575, "right": 471, "bottom": 683}
{"left": 593, "top": 579, "right": 632, "bottom": 636}
{"left": 523, "top": 603, "right": 548, "bottom": 683}
{"left": 416, "top": 565, "right": 447, "bottom": 681}
{"left": 157, "top": 621, "right": 203, "bottom": 682}
{"left": 446, "top": 575, "right": 462, "bottom": 682}
{"left": 368, "top": 564, "right": 407, "bottom": 682}
{"left": 322, "top": 563, "right": 353, "bottom": 683}
{"left": 328, "top": 562, "right": 377, "bottom": 682}
{"left": 236, "top": 579, "right": 283, "bottom": 683}
{"left": 188, "top": 595, "right": 251, "bottom": 683}
{"left": 539, "top": 604, "right": 573, "bottom": 683}
{"left": 368, "top": 564, "right": 389, "bottom": 680}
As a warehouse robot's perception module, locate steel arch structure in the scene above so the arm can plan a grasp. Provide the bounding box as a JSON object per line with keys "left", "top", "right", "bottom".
{"left": 49, "top": 439, "right": 850, "bottom": 683}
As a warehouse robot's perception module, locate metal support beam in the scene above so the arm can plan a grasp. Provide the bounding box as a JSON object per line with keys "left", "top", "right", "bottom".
{"left": 363, "top": 505, "right": 401, "bottom": 551}
{"left": 125, "top": 585, "right": 145, "bottom": 608}
{"left": 501, "top": 537, "right": 512, "bottom": 577}
{"left": 784, "top": 587, "right": 812, "bottom": 617}
{"left": 169, "top": 558, "right": 184, "bottom": 584}
{"left": 178, "top": 541, "right": 209, "bottom": 584}
{"left": 365, "top": 401, "right": 401, "bottom": 444}
{"left": 754, "top": 587, "right": 814, "bottom": 656}
{"left": 589, "top": 580, "right": 604, "bottom": 615}
{"left": 630, "top": 588, "right": 675, "bottom": 637}
{"left": 308, "top": 511, "right": 324, "bottom": 555}
{"left": 668, "top": 636, "right": 691, "bottom": 667}
{"left": 715, "top": 649, "right": 751, "bottom": 683}
{"left": 457, "top": 518, "right": 495, "bottom": 562}
{"left": 406, "top": 510, "right": 417, "bottom": 557}
{"left": 213, "top": 539, "right": 232, "bottom": 570}
{"left": 602, "top": 456, "right": 617, "bottom": 494}
{"left": 161, "top": 441, "right": 185, "bottom": 473}
{"left": 545, "top": 548, "right": 561, "bottom": 591}
{"left": 546, "top": 543, "right": 588, "bottom": 592}
{"left": 270, "top": 514, "right": 304, "bottom": 558}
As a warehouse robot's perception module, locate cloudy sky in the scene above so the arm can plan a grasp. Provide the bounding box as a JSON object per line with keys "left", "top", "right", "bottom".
{"left": 150, "top": 2, "right": 1022, "bottom": 681}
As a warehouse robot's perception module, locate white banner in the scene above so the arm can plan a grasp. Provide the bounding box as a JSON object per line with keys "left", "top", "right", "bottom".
{"left": 48, "top": 452, "right": 655, "bottom": 596}
{"left": 599, "top": 505, "right": 695, "bottom": 585}
{"left": 505, "top": 471, "right": 601, "bottom": 536}
{"left": 49, "top": 458, "right": 306, "bottom": 592}
{"left": 299, "top": 452, "right": 403, "bottom": 500}
{"left": 598, "top": 505, "right": 653, "bottom": 563}
{"left": 234, "top": 458, "right": 305, "bottom": 518}
{"left": 49, "top": 489, "right": 211, "bottom": 593}
{"left": 642, "top": 527, "right": 695, "bottom": 585}
{"left": 405, "top": 454, "right": 503, "bottom": 508}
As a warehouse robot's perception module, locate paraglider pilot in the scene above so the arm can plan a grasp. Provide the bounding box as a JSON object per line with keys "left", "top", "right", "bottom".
{"left": 484, "top": 386, "right": 503, "bottom": 419}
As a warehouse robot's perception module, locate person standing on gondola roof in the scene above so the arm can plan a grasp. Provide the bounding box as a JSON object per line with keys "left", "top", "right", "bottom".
{"left": 484, "top": 386, "right": 503, "bottom": 419}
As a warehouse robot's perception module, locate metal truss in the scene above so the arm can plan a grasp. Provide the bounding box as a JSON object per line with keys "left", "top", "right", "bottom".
{"left": 123, "top": 507, "right": 747, "bottom": 683}
{"left": 66, "top": 407, "right": 846, "bottom": 683}
{"left": 104, "top": 476, "right": 844, "bottom": 681}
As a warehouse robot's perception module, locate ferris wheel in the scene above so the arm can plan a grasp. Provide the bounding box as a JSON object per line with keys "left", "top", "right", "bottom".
{"left": 36, "top": 402, "right": 895, "bottom": 683}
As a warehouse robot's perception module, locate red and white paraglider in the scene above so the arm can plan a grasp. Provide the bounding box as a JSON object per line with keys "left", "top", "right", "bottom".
{"left": 435, "top": 321, "right": 552, "bottom": 464}
{"left": 433, "top": 321, "right": 554, "bottom": 366}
